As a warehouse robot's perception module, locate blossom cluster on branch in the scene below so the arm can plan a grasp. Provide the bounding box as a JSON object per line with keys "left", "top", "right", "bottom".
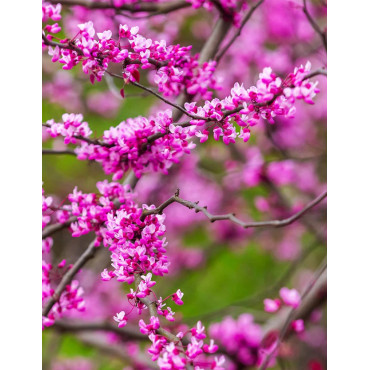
{"left": 43, "top": 181, "right": 224, "bottom": 368}
{"left": 186, "top": 62, "right": 319, "bottom": 145}
{"left": 44, "top": 15, "right": 219, "bottom": 98}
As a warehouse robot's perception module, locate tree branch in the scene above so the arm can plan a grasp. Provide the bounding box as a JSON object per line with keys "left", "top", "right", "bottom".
{"left": 42, "top": 216, "right": 77, "bottom": 239}
{"left": 140, "top": 190, "right": 327, "bottom": 229}
{"left": 77, "top": 333, "right": 159, "bottom": 369}
{"left": 51, "top": 320, "right": 146, "bottom": 341}
{"left": 42, "top": 149, "right": 76, "bottom": 156}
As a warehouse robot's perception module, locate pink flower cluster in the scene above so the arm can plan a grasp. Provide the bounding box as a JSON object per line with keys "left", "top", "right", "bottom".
{"left": 42, "top": 1, "right": 62, "bottom": 34}
{"left": 42, "top": 188, "right": 53, "bottom": 229}
{"left": 47, "top": 110, "right": 197, "bottom": 179}
{"left": 102, "top": 200, "right": 169, "bottom": 284}
{"left": 67, "top": 180, "right": 133, "bottom": 243}
{"left": 45, "top": 21, "right": 219, "bottom": 97}
{"left": 147, "top": 320, "right": 222, "bottom": 369}
{"left": 46, "top": 113, "right": 92, "bottom": 145}
{"left": 185, "top": 62, "right": 319, "bottom": 145}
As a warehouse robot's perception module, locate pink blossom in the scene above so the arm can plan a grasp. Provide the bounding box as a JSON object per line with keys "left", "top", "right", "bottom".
{"left": 139, "top": 316, "right": 160, "bottom": 334}
{"left": 263, "top": 298, "right": 281, "bottom": 313}
{"left": 203, "top": 339, "right": 218, "bottom": 353}
{"left": 191, "top": 321, "right": 206, "bottom": 340}
{"left": 172, "top": 289, "right": 184, "bottom": 305}
{"left": 113, "top": 311, "right": 127, "bottom": 328}
{"left": 291, "top": 319, "right": 305, "bottom": 333}
{"left": 279, "top": 287, "right": 301, "bottom": 308}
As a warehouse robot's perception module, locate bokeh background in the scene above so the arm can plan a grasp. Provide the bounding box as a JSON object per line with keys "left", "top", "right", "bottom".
{"left": 42, "top": 0, "right": 327, "bottom": 368}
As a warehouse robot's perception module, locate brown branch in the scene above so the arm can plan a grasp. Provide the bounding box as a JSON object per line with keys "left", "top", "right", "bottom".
{"left": 77, "top": 333, "right": 159, "bottom": 369}
{"left": 302, "top": 0, "right": 327, "bottom": 52}
{"left": 140, "top": 190, "right": 327, "bottom": 229}
{"left": 215, "top": 0, "right": 265, "bottom": 62}
{"left": 129, "top": 80, "right": 207, "bottom": 121}
{"left": 42, "top": 239, "right": 100, "bottom": 317}
{"left": 42, "top": 149, "right": 76, "bottom": 156}
{"left": 42, "top": 33, "right": 83, "bottom": 55}
{"left": 42, "top": 216, "right": 77, "bottom": 239}
{"left": 105, "top": 73, "right": 208, "bottom": 122}
{"left": 304, "top": 68, "right": 327, "bottom": 79}
{"left": 52, "top": 320, "right": 146, "bottom": 341}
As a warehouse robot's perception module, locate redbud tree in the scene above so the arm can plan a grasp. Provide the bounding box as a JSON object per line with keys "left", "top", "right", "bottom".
{"left": 42, "top": 0, "right": 327, "bottom": 369}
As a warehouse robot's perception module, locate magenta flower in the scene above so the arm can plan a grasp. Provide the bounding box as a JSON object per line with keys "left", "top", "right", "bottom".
{"left": 263, "top": 298, "right": 281, "bottom": 313}
{"left": 203, "top": 339, "right": 218, "bottom": 353}
{"left": 291, "top": 319, "right": 305, "bottom": 333}
{"left": 172, "top": 289, "right": 184, "bottom": 305}
{"left": 113, "top": 311, "right": 127, "bottom": 328}
{"left": 279, "top": 287, "right": 301, "bottom": 308}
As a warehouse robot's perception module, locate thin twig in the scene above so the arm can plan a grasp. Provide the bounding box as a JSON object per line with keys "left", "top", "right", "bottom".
{"left": 52, "top": 320, "right": 146, "bottom": 341}
{"left": 42, "top": 149, "right": 76, "bottom": 156}
{"left": 42, "top": 239, "right": 100, "bottom": 317}
{"left": 106, "top": 73, "right": 207, "bottom": 121}
{"left": 140, "top": 190, "right": 327, "bottom": 229}
{"left": 77, "top": 333, "right": 159, "bottom": 369}
{"left": 302, "top": 0, "right": 327, "bottom": 52}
